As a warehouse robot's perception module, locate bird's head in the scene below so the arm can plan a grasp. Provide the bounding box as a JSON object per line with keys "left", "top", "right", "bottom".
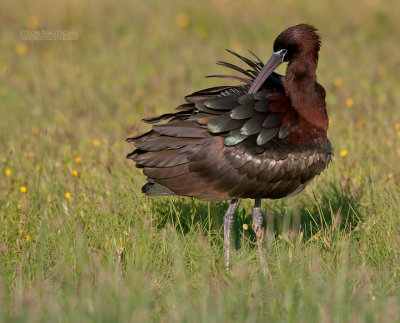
{"left": 248, "top": 24, "right": 321, "bottom": 94}
{"left": 273, "top": 24, "right": 321, "bottom": 63}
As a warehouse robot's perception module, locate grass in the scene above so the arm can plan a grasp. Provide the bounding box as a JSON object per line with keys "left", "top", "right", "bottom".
{"left": 1, "top": 0, "right": 400, "bottom": 321}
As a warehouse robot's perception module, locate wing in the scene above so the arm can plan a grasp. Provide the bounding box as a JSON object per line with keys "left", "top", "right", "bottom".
{"left": 196, "top": 88, "right": 299, "bottom": 146}
{"left": 187, "top": 138, "right": 332, "bottom": 200}
{"left": 129, "top": 131, "right": 331, "bottom": 201}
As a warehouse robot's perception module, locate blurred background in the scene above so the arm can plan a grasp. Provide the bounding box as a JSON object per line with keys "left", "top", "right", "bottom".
{"left": 1, "top": 0, "right": 400, "bottom": 321}
{"left": 1, "top": 0, "right": 399, "bottom": 158}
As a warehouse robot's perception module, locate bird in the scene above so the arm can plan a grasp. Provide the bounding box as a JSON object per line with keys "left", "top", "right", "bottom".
{"left": 126, "top": 24, "right": 333, "bottom": 275}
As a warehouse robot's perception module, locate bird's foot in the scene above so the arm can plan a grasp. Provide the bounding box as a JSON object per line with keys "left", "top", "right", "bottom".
{"left": 223, "top": 199, "right": 238, "bottom": 272}
{"left": 252, "top": 199, "right": 271, "bottom": 279}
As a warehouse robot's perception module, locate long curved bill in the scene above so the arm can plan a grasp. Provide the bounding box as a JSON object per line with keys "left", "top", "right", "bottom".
{"left": 248, "top": 49, "right": 287, "bottom": 94}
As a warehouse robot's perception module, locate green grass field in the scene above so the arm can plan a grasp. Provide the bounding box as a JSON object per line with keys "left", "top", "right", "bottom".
{"left": 1, "top": 0, "right": 400, "bottom": 321}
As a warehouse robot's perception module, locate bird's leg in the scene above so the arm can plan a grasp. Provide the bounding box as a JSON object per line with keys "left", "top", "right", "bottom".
{"left": 252, "top": 199, "right": 270, "bottom": 278}
{"left": 223, "top": 199, "right": 238, "bottom": 271}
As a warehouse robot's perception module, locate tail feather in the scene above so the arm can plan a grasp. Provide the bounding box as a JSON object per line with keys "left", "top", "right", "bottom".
{"left": 142, "top": 182, "right": 176, "bottom": 197}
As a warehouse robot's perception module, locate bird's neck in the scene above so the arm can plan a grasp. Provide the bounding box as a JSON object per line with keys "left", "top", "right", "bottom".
{"left": 283, "top": 58, "right": 328, "bottom": 132}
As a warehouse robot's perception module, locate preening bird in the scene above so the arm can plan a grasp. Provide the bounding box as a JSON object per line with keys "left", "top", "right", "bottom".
{"left": 127, "top": 24, "right": 333, "bottom": 274}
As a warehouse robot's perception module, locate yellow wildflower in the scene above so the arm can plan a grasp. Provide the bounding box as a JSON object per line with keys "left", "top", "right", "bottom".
{"left": 356, "top": 118, "right": 366, "bottom": 130}
{"left": 32, "top": 126, "right": 40, "bottom": 134}
{"left": 242, "top": 223, "right": 248, "bottom": 231}
{"left": 345, "top": 98, "right": 354, "bottom": 108}
{"left": 25, "top": 235, "right": 31, "bottom": 241}
{"left": 19, "top": 229, "right": 23, "bottom": 234}
{"left": 26, "top": 15, "right": 39, "bottom": 29}
{"left": 175, "top": 13, "right": 189, "bottom": 28}
{"left": 377, "top": 65, "right": 387, "bottom": 76}
{"left": 395, "top": 123, "right": 400, "bottom": 131}
{"left": 340, "top": 150, "right": 348, "bottom": 157}
{"left": 333, "top": 76, "right": 343, "bottom": 87}
{"left": 195, "top": 28, "right": 206, "bottom": 39}
{"left": 387, "top": 231, "right": 390, "bottom": 237}
{"left": 16, "top": 42, "right": 27, "bottom": 55}
{"left": 0, "top": 65, "right": 6, "bottom": 76}
{"left": 74, "top": 156, "right": 82, "bottom": 163}
{"left": 134, "top": 88, "right": 144, "bottom": 98}
{"left": 20, "top": 186, "right": 27, "bottom": 193}
{"left": 230, "top": 39, "right": 242, "bottom": 52}
{"left": 5, "top": 169, "right": 11, "bottom": 176}
{"left": 71, "top": 170, "right": 78, "bottom": 177}
{"left": 65, "top": 192, "right": 71, "bottom": 199}
{"left": 92, "top": 139, "right": 101, "bottom": 147}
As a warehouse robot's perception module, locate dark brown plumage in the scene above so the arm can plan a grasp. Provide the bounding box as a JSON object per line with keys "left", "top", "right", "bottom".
{"left": 127, "top": 24, "right": 333, "bottom": 274}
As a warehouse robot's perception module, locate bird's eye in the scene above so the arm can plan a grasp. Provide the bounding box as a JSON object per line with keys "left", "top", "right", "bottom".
{"left": 282, "top": 51, "right": 290, "bottom": 62}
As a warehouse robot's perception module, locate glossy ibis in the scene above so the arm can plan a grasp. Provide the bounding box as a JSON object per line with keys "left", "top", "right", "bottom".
{"left": 127, "top": 24, "right": 333, "bottom": 275}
